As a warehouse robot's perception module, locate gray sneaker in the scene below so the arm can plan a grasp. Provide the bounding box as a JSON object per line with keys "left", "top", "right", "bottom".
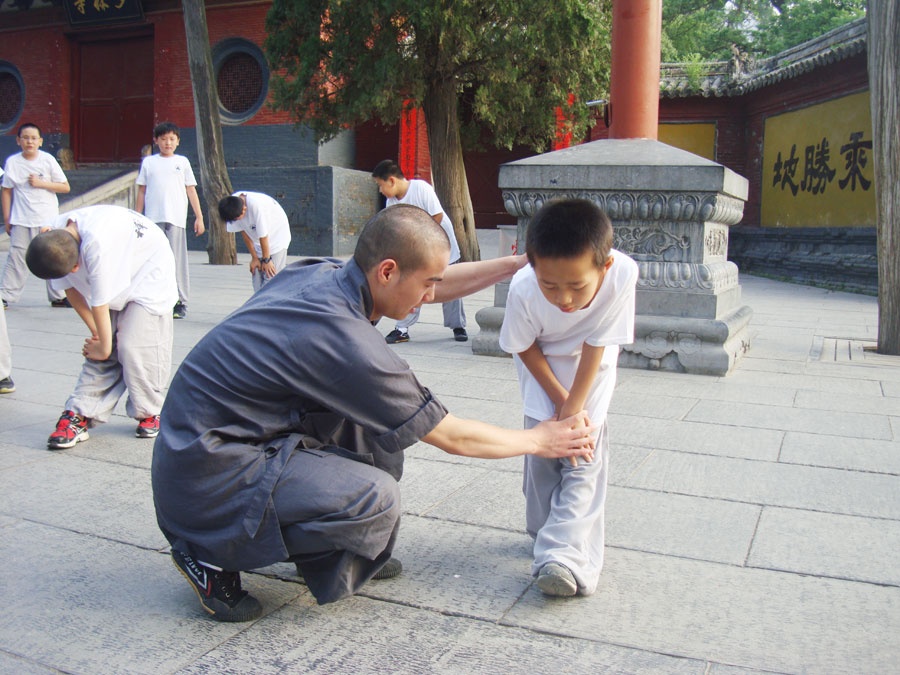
{"left": 536, "top": 562, "right": 578, "bottom": 597}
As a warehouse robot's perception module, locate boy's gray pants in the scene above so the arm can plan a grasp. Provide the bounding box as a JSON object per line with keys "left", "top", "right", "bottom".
{"left": 157, "top": 223, "right": 189, "bottom": 304}
{"left": 0, "top": 299, "right": 10, "bottom": 379}
{"left": 523, "top": 415, "right": 609, "bottom": 596}
{"left": 67, "top": 303, "right": 173, "bottom": 421}
{"left": 251, "top": 249, "right": 288, "bottom": 293}
{"left": 1, "top": 225, "right": 66, "bottom": 303}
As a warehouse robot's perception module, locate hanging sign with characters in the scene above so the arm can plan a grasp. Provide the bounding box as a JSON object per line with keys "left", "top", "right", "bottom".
{"left": 761, "top": 91, "right": 875, "bottom": 228}
{"left": 64, "top": 0, "right": 143, "bottom": 26}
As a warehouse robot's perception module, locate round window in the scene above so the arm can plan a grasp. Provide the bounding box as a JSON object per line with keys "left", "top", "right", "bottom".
{"left": 0, "top": 63, "right": 24, "bottom": 134}
{"left": 213, "top": 39, "right": 269, "bottom": 124}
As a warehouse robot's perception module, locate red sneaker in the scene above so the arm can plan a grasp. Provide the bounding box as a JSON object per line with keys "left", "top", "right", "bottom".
{"left": 136, "top": 415, "right": 160, "bottom": 438}
{"left": 47, "top": 410, "right": 89, "bottom": 450}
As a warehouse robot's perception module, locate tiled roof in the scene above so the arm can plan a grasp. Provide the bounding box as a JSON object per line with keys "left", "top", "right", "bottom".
{"left": 659, "top": 17, "right": 867, "bottom": 98}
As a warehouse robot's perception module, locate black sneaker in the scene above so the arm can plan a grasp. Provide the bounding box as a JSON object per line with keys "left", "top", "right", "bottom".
{"left": 0, "top": 377, "right": 14, "bottom": 394}
{"left": 50, "top": 298, "right": 71, "bottom": 308}
{"left": 173, "top": 301, "right": 186, "bottom": 319}
{"left": 1, "top": 299, "right": 7, "bottom": 309}
{"left": 453, "top": 328, "right": 468, "bottom": 342}
{"left": 171, "top": 549, "right": 262, "bottom": 622}
{"left": 385, "top": 329, "right": 409, "bottom": 344}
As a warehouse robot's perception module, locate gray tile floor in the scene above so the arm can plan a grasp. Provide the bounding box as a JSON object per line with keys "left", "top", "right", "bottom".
{"left": 1, "top": 231, "right": 897, "bottom": 674}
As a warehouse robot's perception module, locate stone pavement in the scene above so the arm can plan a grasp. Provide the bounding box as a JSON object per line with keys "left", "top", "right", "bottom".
{"left": 1, "top": 231, "right": 898, "bottom": 674}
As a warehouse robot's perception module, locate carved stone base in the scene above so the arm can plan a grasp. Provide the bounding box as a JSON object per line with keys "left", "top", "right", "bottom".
{"left": 472, "top": 306, "right": 511, "bottom": 358}
{"left": 620, "top": 305, "right": 753, "bottom": 375}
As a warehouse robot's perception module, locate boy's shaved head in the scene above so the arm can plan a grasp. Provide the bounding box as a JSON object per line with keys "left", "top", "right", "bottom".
{"left": 26, "top": 228, "right": 79, "bottom": 279}
{"left": 354, "top": 204, "right": 450, "bottom": 274}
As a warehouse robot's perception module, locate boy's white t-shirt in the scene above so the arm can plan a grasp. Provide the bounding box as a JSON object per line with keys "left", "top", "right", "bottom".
{"left": 386, "top": 179, "right": 460, "bottom": 263}
{"left": 225, "top": 191, "right": 291, "bottom": 257}
{"left": 135, "top": 154, "right": 197, "bottom": 227}
{"left": 1, "top": 150, "right": 68, "bottom": 227}
{"left": 49, "top": 206, "right": 178, "bottom": 316}
{"left": 499, "top": 250, "right": 639, "bottom": 422}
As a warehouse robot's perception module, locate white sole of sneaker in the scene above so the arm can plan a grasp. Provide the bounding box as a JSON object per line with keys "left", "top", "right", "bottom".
{"left": 47, "top": 430, "right": 89, "bottom": 450}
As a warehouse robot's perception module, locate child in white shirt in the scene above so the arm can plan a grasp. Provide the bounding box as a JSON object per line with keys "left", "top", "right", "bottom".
{"left": 499, "top": 198, "right": 638, "bottom": 597}
{"left": 26, "top": 205, "right": 177, "bottom": 449}
{"left": 135, "top": 122, "right": 204, "bottom": 319}
{"left": 218, "top": 192, "right": 292, "bottom": 292}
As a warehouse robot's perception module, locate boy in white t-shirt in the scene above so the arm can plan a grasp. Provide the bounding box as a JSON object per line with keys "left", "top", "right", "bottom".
{"left": 1, "top": 123, "right": 71, "bottom": 309}
{"left": 218, "top": 192, "right": 292, "bottom": 292}
{"left": 499, "top": 198, "right": 638, "bottom": 598}
{"left": 25, "top": 205, "right": 177, "bottom": 449}
{"left": 372, "top": 159, "right": 467, "bottom": 343}
{"left": 0, "top": 165, "right": 12, "bottom": 393}
{"left": 135, "top": 122, "right": 204, "bottom": 319}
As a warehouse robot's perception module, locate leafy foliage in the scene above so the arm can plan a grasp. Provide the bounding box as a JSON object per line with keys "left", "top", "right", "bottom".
{"left": 264, "top": 0, "right": 612, "bottom": 152}
{"left": 662, "top": 0, "right": 866, "bottom": 62}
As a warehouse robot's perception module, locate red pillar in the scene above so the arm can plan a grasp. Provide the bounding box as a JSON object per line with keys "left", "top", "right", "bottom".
{"left": 399, "top": 102, "right": 432, "bottom": 181}
{"left": 608, "top": 0, "right": 661, "bottom": 140}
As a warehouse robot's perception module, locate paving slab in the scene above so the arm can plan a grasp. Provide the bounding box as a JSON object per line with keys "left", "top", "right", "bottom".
{"left": 608, "top": 414, "right": 785, "bottom": 462}
{"left": 747, "top": 506, "right": 900, "bottom": 586}
{"left": 0, "top": 440, "right": 53, "bottom": 472}
{"left": 400, "top": 456, "right": 491, "bottom": 516}
{"left": 685, "top": 399, "right": 892, "bottom": 439}
{"left": 724, "top": 369, "right": 885, "bottom": 395}
{"left": 0, "top": 520, "right": 305, "bottom": 675}
{"left": 622, "top": 449, "right": 900, "bottom": 519}
{"left": 177, "top": 594, "right": 709, "bottom": 675}
{"left": 503, "top": 548, "right": 900, "bottom": 674}
{"left": 610, "top": 391, "right": 699, "bottom": 421}
{"left": 779, "top": 431, "right": 900, "bottom": 474}
{"left": 615, "top": 372, "right": 797, "bottom": 406}
{"left": 793, "top": 389, "right": 900, "bottom": 416}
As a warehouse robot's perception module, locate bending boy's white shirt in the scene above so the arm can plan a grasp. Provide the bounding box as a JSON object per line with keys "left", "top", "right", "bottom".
{"left": 225, "top": 191, "right": 291, "bottom": 257}
{"left": 499, "top": 250, "right": 638, "bottom": 422}
{"left": 386, "top": 179, "right": 460, "bottom": 263}
{"left": 1, "top": 151, "right": 67, "bottom": 226}
{"left": 49, "top": 206, "right": 177, "bottom": 315}
{"left": 135, "top": 154, "right": 197, "bottom": 226}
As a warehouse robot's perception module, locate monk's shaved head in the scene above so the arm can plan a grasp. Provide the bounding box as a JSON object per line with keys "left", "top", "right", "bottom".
{"left": 354, "top": 204, "right": 450, "bottom": 275}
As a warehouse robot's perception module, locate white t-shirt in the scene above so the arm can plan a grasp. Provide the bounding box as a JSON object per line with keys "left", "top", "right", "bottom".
{"left": 386, "top": 179, "right": 460, "bottom": 263}
{"left": 1, "top": 150, "right": 68, "bottom": 227}
{"left": 49, "top": 206, "right": 178, "bottom": 316}
{"left": 499, "top": 250, "right": 639, "bottom": 422}
{"left": 135, "top": 154, "right": 197, "bottom": 227}
{"left": 225, "top": 191, "right": 291, "bottom": 257}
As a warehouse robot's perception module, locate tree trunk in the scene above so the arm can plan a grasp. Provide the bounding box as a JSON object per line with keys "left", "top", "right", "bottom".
{"left": 421, "top": 79, "right": 481, "bottom": 262}
{"left": 868, "top": 0, "right": 900, "bottom": 353}
{"left": 182, "top": 0, "right": 236, "bottom": 265}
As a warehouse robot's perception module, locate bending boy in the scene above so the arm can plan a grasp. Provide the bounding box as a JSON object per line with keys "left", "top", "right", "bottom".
{"left": 218, "top": 192, "right": 291, "bottom": 291}
{"left": 499, "top": 199, "right": 638, "bottom": 597}
{"left": 26, "top": 205, "right": 177, "bottom": 447}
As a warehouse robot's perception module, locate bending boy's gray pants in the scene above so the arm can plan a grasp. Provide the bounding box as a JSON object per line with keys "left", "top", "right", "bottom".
{"left": 157, "top": 223, "right": 189, "bottom": 304}
{"left": 523, "top": 415, "right": 609, "bottom": 595}
{"left": 1, "top": 225, "right": 66, "bottom": 303}
{"left": 0, "top": 299, "right": 10, "bottom": 379}
{"left": 67, "top": 303, "right": 173, "bottom": 421}
{"left": 251, "top": 249, "right": 288, "bottom": 293}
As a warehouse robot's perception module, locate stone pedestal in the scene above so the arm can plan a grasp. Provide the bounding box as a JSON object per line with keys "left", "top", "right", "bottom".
{"left": 474, "top": 139, "right": 752, "bottom": 376}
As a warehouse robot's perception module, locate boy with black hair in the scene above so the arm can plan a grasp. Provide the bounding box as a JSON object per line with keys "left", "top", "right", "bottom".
{"left": 1, "top": 123, "right": 71, "bottom": 309}
{"left": 135, "top": 121, "right": 204, "bottom": 319}
{"left": 499, "top": 198, "right": 638, "bottom": 597}
{"left": 372, "top": 159, "right": 467, "bottom": 343}
{"left": 26, "top": 205, "right": 177, "bottom": 448}
{"left": 0, "top": 164, "right": 10, "bottom": 393}
{"left": 218, "top": 192, "right": 291, "bottom": 291}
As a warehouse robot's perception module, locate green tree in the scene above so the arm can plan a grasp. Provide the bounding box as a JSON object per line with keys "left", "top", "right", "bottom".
{"left": 662, "top": 0, "right": 866, "bottom": 62}
{"left": 265, "top": 0, "right": 612, "bottom": 261}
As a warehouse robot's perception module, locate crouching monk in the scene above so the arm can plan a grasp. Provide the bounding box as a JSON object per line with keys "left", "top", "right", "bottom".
{"left": 151, "top": 204, "right": 596, "bottom": 621}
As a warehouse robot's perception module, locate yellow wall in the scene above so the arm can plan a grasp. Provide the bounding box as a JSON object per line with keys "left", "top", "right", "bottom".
{"left": 761, "top": 91, "right": 875, "bottom": 227}
{"left": 658, "top": 123, "right": 717, "bottom": 161}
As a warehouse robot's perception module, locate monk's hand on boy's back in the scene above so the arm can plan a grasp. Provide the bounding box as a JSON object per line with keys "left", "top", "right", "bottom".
{"left": 532, "top": 411, "right": 597, "bottom": 459}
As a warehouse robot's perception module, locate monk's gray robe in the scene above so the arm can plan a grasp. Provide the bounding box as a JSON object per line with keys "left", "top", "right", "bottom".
{"left": 151, "top": 258, "right": 447, "bottom": 603}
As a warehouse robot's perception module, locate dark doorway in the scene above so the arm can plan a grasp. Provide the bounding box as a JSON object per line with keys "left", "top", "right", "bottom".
{"left": 76, "top": 35, "right": 154, "bottom": 163}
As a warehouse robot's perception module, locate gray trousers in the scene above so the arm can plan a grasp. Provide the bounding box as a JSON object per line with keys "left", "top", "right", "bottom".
{"left": 66, "top": 303, "right": 173, "bottom": 421}
{"left": 1, "top": 225, "right": 66, "bottom": 303}
{"left": 157, "top": 223, "right": 189, "bottom": 304}
{"left": 523, "top": 415, "right": 609, "bottom": 596}
{"left": 0, "top": 298, "right": 10, "bottom": 379}
{"left": 396, "top": 298, "right": 466, "bottom": 331}
{"left": 251, "top": 249, "right": 288, "bottom": 293}
{"left": 273, "top": 446, "right": 401, "bottom": 604}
